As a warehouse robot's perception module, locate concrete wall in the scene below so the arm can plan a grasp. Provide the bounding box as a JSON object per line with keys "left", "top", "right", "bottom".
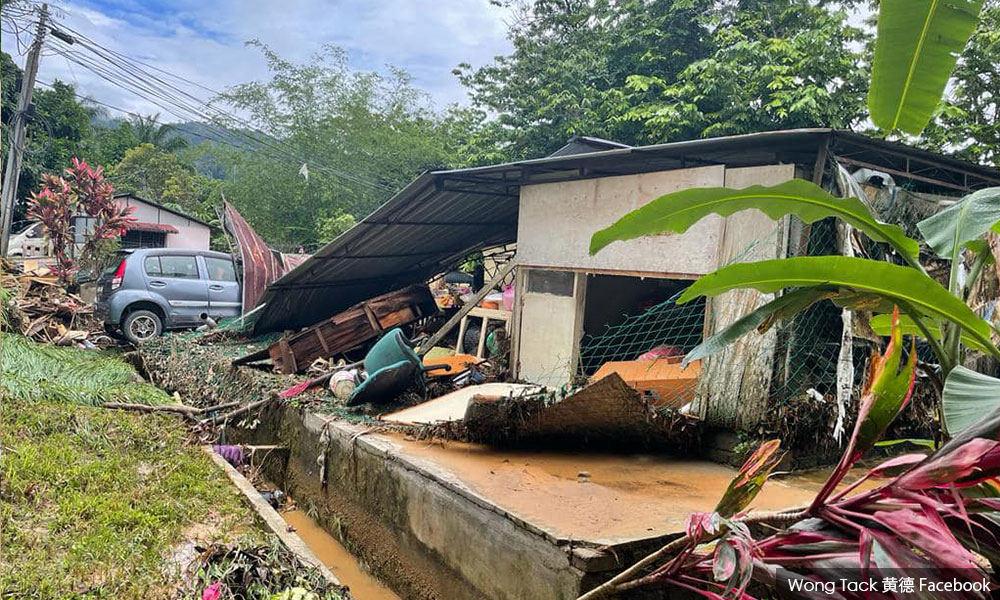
{"left": 240, "top": 406, "right": 620, "bottom": 600}
{"left": 516, "top": 165, "right": 725, "bottom": 276}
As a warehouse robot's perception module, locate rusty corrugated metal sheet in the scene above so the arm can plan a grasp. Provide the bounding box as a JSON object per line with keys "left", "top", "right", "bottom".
{"left": 223, "top": 201, "right": 311, "bottom": 313}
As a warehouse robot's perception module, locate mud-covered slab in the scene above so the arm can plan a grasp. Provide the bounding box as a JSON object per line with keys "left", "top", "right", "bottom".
{"left": 379, "top": 383, "right": 543, "bottom": 425}
{"left": 381, "top": 433, "right": 823, "bottom": 545}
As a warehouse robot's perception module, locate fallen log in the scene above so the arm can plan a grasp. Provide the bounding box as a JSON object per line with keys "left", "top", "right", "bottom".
{"left": 101, "top": 400, "right": 242, "bottom": 418}
{"left": 101, "top": 402, "right": 202, "bottom": 417}
{"left": 203, "top": 396, "right": 274, "bottom": 426}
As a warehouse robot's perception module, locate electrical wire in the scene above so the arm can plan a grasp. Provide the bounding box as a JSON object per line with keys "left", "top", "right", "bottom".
{"left": 40, "top": 18, "right": 396, "bottom": 192}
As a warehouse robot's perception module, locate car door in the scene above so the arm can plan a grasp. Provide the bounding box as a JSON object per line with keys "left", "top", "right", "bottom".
{"left": 202, "top": 255, "right": 242, "bottom": 320}
{"left": 143, "top": 253, "right": 209, "bottom": 326}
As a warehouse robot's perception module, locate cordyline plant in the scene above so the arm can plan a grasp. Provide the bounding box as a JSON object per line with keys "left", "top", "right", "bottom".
{"left": 578, "top": 311, "right": 1000, "bottom": 599}
{"left": 27, "top": 157, "right": 135, "bottom": 284}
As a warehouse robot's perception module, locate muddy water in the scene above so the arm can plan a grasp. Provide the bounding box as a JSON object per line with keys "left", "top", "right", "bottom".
{"left": 386, "top": 435, "right": 835, "bottom": 544}
{"left": 280, "top": 508, "right": 401, "bottom": 600}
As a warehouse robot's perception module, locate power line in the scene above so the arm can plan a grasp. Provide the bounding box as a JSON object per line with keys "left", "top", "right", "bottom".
{"left": 40, "top": 17, "right": 395, "bottom": 192}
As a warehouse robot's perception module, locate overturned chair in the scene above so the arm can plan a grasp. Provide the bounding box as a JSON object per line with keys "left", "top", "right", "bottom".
{"left": 347, "top": 328, "right": 451, "bottom": 406}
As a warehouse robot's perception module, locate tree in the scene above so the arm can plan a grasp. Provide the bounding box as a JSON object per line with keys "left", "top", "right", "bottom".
{"left": 9, "top": 80, "right": 97, "bottom": 219}
{"left": 456, "top": 0, "right": 715, "bottom": 161}
{"left": 110, "top": 143, "right": 216, "bottom": 220}
{"left": 215, "top": 42, "right": 470, "bottom": 247}
{"left": 457, "top": 0, "right": 868, "bottom": 161}
{"left": 27, "top": 157, "right": 134, "bottom": 282}
{"left": 127, "top": 113, "right": 188, "bottom": 152}
{"left": 622, "top": 0, "right": 869, "bottom": 141}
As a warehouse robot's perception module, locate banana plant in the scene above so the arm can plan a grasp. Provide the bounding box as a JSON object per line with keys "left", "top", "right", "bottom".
{"left": 591, "top": 180, "right": 1000, "bottom": 437}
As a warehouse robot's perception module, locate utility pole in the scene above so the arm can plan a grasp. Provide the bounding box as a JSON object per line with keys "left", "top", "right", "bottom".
{"left": 1, "top": 4, "right": 48, "bottom": 256}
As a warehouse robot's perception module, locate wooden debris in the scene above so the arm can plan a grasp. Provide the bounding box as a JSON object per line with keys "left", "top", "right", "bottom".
{"left": 234, "top": 285, "right": 438, "bottom": 374}
{"left": 1, "top": 260, "right": 110, "bottom": 347}
{"left": 591, "top": 359, "right": 701, "bottom": 408}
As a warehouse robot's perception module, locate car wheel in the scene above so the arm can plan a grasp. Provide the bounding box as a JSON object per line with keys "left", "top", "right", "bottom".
{"left": 123, "top": 309, "right": 162, "bottom": 344}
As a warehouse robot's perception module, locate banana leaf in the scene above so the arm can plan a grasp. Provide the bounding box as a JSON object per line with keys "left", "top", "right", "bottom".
{"left": 678, "top": 256, "right": 996, "bottom": 356}
{"left": 917, "top": 187, "right": 1000, "bottom": 259}
{"left": 942, "top": 366, "right": 1000, "bottom": 437}
{"left": 682, "top": 288, "right": 836, "bottom": 366}
{"left": 589, "top": 179, "right": 920, "bottom": 263}
{"left": 869, "top": 0, "right": 986, "bottom": 134}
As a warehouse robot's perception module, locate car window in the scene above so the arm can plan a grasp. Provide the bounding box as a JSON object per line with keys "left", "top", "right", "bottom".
{"left": 144, "top": 256, "right": 162, "bottom": 276}
{"left": 158, "top": 255, "right": 200, "bottom": 279}
{"left": 204, "top": 256, "right": 236, "bottom": 282}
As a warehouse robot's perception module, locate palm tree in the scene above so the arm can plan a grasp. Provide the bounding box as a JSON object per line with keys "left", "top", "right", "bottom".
{"left": 128, "top": 113, "right": 188, "bottom": 152}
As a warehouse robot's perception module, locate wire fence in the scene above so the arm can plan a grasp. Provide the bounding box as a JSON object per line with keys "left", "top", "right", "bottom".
{"left": 576, "top": 217, "right": 874, "bottom": 414}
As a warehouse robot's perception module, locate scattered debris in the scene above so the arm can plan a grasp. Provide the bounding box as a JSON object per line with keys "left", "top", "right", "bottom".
{"left": 234, "top": 285, "right": 438, "bottom": 374}
{"left": 381, "top": 383, "right": 543, "bottom": 426}
{"left": 1, "top": 260, "right": 112, "bottom": 347}
{"left": 591, "top": 358, "right": 701, "bottom": 408}
{"left": 463, "top": 373, "right": 700, "bottom": 448}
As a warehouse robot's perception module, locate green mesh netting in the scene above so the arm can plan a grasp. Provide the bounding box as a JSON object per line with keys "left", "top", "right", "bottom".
{"left": 577, "top": 217, "right": 865, "bottom": 408}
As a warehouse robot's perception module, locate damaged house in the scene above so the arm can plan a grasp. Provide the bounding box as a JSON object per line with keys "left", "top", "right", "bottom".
{"left": 246, "top": 128, "right": 1000, "bottom": 435}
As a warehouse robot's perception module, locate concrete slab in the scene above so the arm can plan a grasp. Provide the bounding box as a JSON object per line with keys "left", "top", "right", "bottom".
{"left": 381, "top": 434, "right": 821, "bottom": 545}
{"left": 379, "top": 383, "right": 542, "bottom": 425}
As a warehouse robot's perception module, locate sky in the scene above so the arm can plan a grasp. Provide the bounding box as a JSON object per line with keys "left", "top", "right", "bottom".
{"left": 1, "top": 0, "right": 515, "bottom": 120}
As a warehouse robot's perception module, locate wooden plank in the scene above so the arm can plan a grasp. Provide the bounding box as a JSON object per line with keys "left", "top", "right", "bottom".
{"left": 315, "top": 328, "right": 331, "bottom": 355}
{"left": 468, "top": 307, "right": 512, "bottom": 321}
{"left": 456, "top": 316, "right": 469, "bottom": 354}
{"left": 476, "top": 317, "right": 489, "bottom": 358}
{"left": 418, "top": 259, "right": 517, "bottom": 356}
{"left": 362, "top": 303, "right": 383, "bottom": 333}
{"left": 280, "top": 338, "right": 296, "bottom": 373}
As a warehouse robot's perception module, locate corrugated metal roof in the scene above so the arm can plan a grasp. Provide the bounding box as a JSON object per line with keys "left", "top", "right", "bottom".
{"left": 123, "top": 221, "right": 179, "bottom": 234}
{"left": 253, "top": 128, "right": 1000, "bottom": 333}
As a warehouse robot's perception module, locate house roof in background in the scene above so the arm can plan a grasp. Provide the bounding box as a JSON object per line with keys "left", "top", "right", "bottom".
{"left": 252, "top": 128, "right": 1000, "bottom": 333}
{"left": 114, "top": 192, "right": 214, "bottom": 228}
{"left": 123, "top": 221, "right": 179, "bottom": 234}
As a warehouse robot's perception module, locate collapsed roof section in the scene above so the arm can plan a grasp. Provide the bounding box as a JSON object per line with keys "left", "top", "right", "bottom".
{"left": 252, "top": 128, "right": 1000, "bottom": 333}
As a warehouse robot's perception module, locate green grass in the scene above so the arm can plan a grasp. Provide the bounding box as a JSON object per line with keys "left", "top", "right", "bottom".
{"left": 0, "top": 393, "right": 262, "bottom": 599}
{"left": 1, "top": 334, "right": 169, "bottom": 406}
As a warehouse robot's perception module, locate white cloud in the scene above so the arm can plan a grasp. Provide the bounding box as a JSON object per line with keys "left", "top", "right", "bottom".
{"left": 2, "top": 0, "right": 512, "bottom": 120}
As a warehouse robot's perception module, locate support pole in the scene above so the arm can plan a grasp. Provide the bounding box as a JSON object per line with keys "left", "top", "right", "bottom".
{"left": 1, "top": 4, "right": 48, "bottom": 256}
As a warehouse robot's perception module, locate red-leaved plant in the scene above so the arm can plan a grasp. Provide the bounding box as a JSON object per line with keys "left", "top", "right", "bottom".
{"left": 580, "top": 309, "right": 1000, "bottom": 599}
{"left": 27, "top": 157, "right": 135, "bottom": 283}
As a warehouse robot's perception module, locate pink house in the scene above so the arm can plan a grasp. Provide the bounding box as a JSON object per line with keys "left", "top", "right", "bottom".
{"left": 73, "top": 193, "right": 213, "bottom": 251}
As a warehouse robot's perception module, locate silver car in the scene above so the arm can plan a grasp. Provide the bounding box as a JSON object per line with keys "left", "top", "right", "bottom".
{"left": 95, "top": 248, "right": 242, "bottom": 344}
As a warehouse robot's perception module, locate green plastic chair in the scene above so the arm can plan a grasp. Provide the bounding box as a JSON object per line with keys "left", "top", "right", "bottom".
{"left": 347, "top": 328, "right": 450, "bottom": 405}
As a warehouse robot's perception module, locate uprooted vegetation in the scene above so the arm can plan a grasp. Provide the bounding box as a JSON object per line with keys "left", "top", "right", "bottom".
{"left": 2, "top": 333, "right": 169, "bottom": 406}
